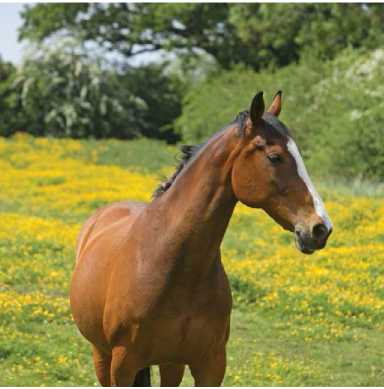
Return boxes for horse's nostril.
[312,223,328,240]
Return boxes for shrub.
[0,58,20,136]
[176,48,384,180]
[8,38,142,138]
[0,38,183,142]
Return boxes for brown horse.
[70,91,332,387]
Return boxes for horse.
[70,91,332,387]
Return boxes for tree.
[229,4,384,68]
[0,57,20,136]
[11,38,144,138]
[0,38,183,141]
[20,4,240,69]
[19,4,384,70]
[117,64,183,143]
[176,48,384,180]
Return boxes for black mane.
[152,144,203,198]
[235,110,249,137]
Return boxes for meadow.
[0,133,384,386]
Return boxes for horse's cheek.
[232,156,267,207]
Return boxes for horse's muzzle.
[294,222,332,255]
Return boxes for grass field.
[1,133,384,386]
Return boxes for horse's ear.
[250,91,265,125]
[267,90,282,117]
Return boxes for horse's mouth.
[294,234,316,255]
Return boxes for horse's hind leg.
[92,346,111,387]
[159,363,185,386]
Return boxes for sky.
[0,3,160,66]
[0,3,25,64]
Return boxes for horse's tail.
[133,367,151,386]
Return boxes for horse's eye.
[267,154,283,164]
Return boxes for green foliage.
[0,39,183,141]
[0,58,20,136]
[10,39,142,138]
[175,62,324,146]
[302,49,384,180]
[231,4,384,68]
[117,64,183,142]
[20,4,384,70]
[10,4,384,173]
[20,4,241,69]
[176,48,384,181]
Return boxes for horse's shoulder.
[76,201,147,261]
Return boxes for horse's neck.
[156,128,239,274]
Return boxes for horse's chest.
[106,257,231,364]
[143,307,229,364]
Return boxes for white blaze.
[287,138,332,230]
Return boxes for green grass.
[0,134,384,386]
[2,308,384,386]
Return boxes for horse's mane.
[152,144,202,198]
[152,111,249,199]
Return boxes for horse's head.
[231,91,332,254]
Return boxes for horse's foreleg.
[159,363,185,386]
[92,346,112,387]
[189,348,226,387]
[110,346,139,386]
